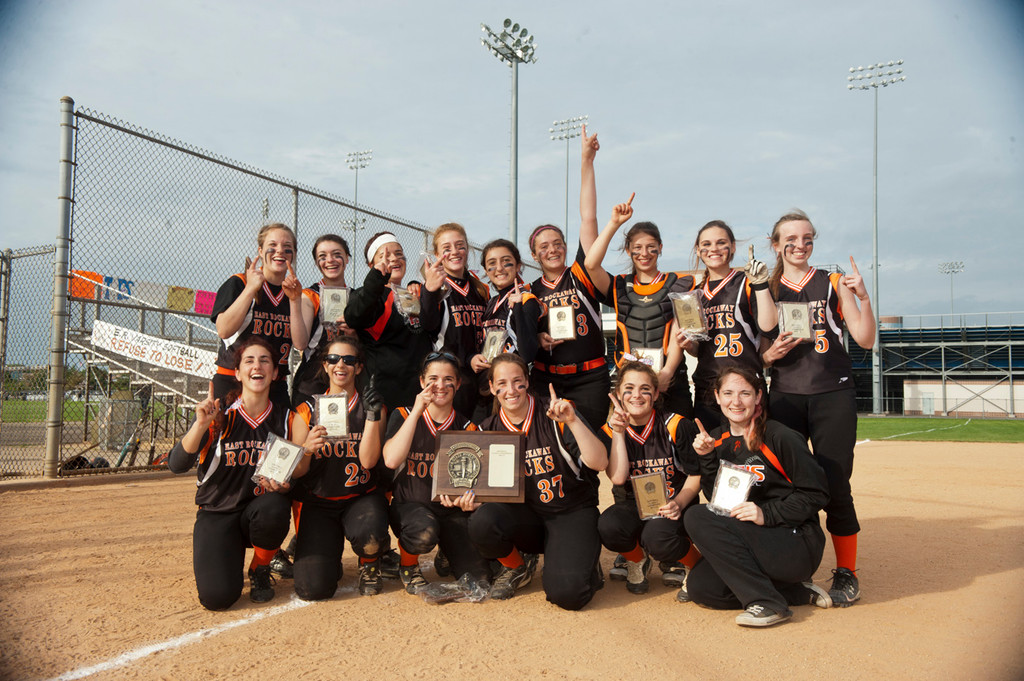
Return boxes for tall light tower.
[550,115,587,246]
[938,261,965,317]
[346,149,372,281]
[481,18,538,246]
[847,59,905,415]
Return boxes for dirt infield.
[1,440,1021,681]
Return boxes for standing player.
[467,354,608,610]
[168,337,310,610]
[761,210,874,607]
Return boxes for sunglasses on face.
[325,354,360,366]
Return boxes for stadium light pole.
[550,115,587,247]
[938,261,964,317]
[481,18,538,246]
[346,149,372,281]
[847,59,905,415]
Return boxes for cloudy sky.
[1,0,1021,320]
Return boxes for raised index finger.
[849,256,861,276]
[548,383,558,402]
[748,244,754,260]
[626,192,635,207]
[695,418,708,436]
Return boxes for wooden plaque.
[631,471,669,520]
[431,431,525,503]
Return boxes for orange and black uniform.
[597,409,699,563]
[290,281,349,408]
[481,281,544,364]
[383,407,490,581]
[766,268,859,538]
[529,245,611,430]
[468,395,602,611]
[288,391,390,600]
[683,420,829,614]
[167,399,295,610]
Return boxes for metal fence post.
[0,249,12,417]
[292,187,299,240]
[44,96,76,478]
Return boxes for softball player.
[168,336,310,610]
[684,365,832,627]
[467,353,608,610]
[761,210,874,607]
[289,337,390,598]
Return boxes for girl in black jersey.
[761,211,875,608]
[290,337,390,599]
[290,234,353,407]
[418,223,490,417]
[467,354,608,610]
[382,351,490,593]
[598,362,702,600]
[685,221,777,426]
[684,366,832,627]
[210,223,305,406]
[168,337,313,610]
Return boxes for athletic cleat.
[490,554,538,600]
[659,560,687,588]
[675,568,691,603]
[434,549,452,577]
[829,567,861,607]
[609,554,628,581]
[269,549,294,579]
[803,581,832,608]
[358,560,383,596]
[400,564,430,594]
[248,565,275,603]
[625,553,652,595]
[735,604,793,627]
[380,548,400,580]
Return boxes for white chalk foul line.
[48,594,314,681]
[856,418,972,446]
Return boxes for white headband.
[365,233,399,264]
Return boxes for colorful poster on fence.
[166,286,196,311]
[194,290,216,316]
[91,320,216,379]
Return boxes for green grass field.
[1,400,181,423]
[857,416,1024,443]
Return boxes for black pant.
[192,492,291,611]
[293,493,390,601]
[598,501,692,563]
[769,388,860,536]
[683,504,824,613]
[530,367,611,435]
[391,500,492,582]
[468,503,601,611]
[692,401,727,431]
[663,372,694,419]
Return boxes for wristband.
[749,279,769,291]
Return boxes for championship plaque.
[315,392,349,440]
[548,305,576,341]
[631,471,669,520]
[669,291,709,338]
[252,433,305,485]
[707,460,757,516]
[431,431,525,503]
[481,329,507,363]
[320,286,348,324]
[777,301,812,341]
[633,347,665,373]
[393,286,421,317]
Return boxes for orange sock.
[399,546,419,567]
[622,543,645,563]
[250,546,276,570]
[680,543,702,569]
[291,500,302,533]
[360,556,377,566]
[832,533,858,571]
[498,548,524,569]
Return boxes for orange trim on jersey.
[702,269,738,299]
[828,272,846,321]
[365,290,394,341]
[631,273,667,297]
[780,267,816,292]
[666,413,684,443]
[626,412,656,445]
[759,443,791,483]
[570,261,599,299]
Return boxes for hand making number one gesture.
[546,384,576,424]
[692,418,715,456]
[610,192,636,229]
[282,261,303,301]
[842,256,869,302]
[743,244,770,287]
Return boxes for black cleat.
[249,565,276,603]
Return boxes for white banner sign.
[91,320,217,380]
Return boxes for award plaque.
[707,460,757,516]
[481,329,507,363]
[252,433,305,485]
[634,347,665,373]
[548,305,576,341]
[431,431,525,503]
[315,392,349,439]
[669,291,709,338]
[320,286,348,324]
[778,301,812,341]
[631,471,669,520]
[393,286,421,317]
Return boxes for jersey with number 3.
[530,245,606,367]
[771,268,853,394]
[692,270,763,404]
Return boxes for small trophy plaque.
[631,471,669,520]
[669,291,709,338]
[778,301,812,341]
[393,286,421,317]
[320,286,348,324]
[431,431,525,503]
[481,329,508,363]
[548,305,576,341]
[707,460,757,516]
[315,392,349,440]
[252,433,305,485]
